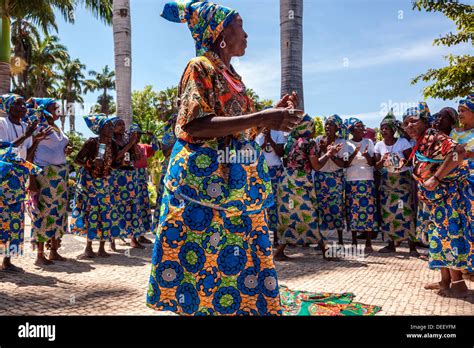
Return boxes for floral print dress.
[277,137,322,245]
[146,51,281,316]
[413,129,473,271]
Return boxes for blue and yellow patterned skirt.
[31,164,69,242]
[136,168,152,234]
[146,188,282,316]
[314,169,345,232]
[277,169,321,245]
[267,165,284,233]
[345,180,379,233]
[70,168,119,241]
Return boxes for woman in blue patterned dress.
[146,1,303,315]
[70,115,119,258]
[26,97,71,265]
[313,115,346,245]
[403,102,472,298]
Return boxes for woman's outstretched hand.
[276,91,299,109]
[259,107,304,132]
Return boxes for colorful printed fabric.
[413,128,473,271]
[285,137,318,175]
[0,94,23,114]
[345,180,379,232]
[344,117,363,134]
[459,93,474,113]
[314,169,345,232]
[284,115,314,162]
[129,123,142,134]
[0,145,40,256]
[70,167,120,241]
[380,110,402,134]
[325,114,346,139]
[30,165,69,242]
[161,0,238,56]
[83,114,113,135]
[111,169,144,239]
[416,201,434,245]
[277,169,322,245]
[164,51,272,217]
[402,102,431,122]
[279,285,381,316]
[146,187,282,316]
[267,165,284,233]
[379,170,416,242]
[136,168,153,233]
[26,97,56,123]
[411,129,457,182]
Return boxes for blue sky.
[53,0,472,137]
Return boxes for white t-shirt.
[374,138,412,173]
[255,130,287,167]
[0,117,33,160]
[344,138,375,181]
[314,136,346,173]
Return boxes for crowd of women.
[1,0,473,316]
[0,93,176,270]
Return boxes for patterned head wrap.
[344,117,364,134]
[459,94,474,113]
[0,94,24,114]
[380,109,402,134]
[161,0,238,56]
[84,114,113,135]
[25,97,57,123]
[290,114,315,139]
[402,102,431,122]
[325,114,346,138]
[129,123,142,134]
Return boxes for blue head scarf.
[84,114,113,135]
[161,0,238,56]
[25,97,57,123]
[325,114,346,138]
[344,117,363,134]
[459,94,474,113]
[0,94,24,114]
[129,123,142,134]
[402,102,431,122]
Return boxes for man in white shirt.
[255,128,287,245]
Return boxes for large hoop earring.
[220,38,227,49]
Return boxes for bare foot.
[130,239,145,249]
[424,281,450,290]
[138,236,153,244]
[97,249,111,258]
[49,251,67,261]
[364,246,374,253]
[35,255,54,266]
[409,249,421,258]
[119,239,129,246]
[109,240,117,252]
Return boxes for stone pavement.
[0,220,473,316]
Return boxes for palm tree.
[112,0,132,127]
[56,58,86,131]
[10,18,41,96]
[84,65,115,116]
[280,0,304,110]
[156,86,179,120]
[0,0,112,94]
[29,35,69,97]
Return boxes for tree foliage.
[411,0,473,100]
[313,116,325,137]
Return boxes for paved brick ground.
[0,218,473,316]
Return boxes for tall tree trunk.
[113,0,132,127]
[68,98,76,132]
[280,0,304,111]
[0,12,11,94]
[60,99,66,131]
